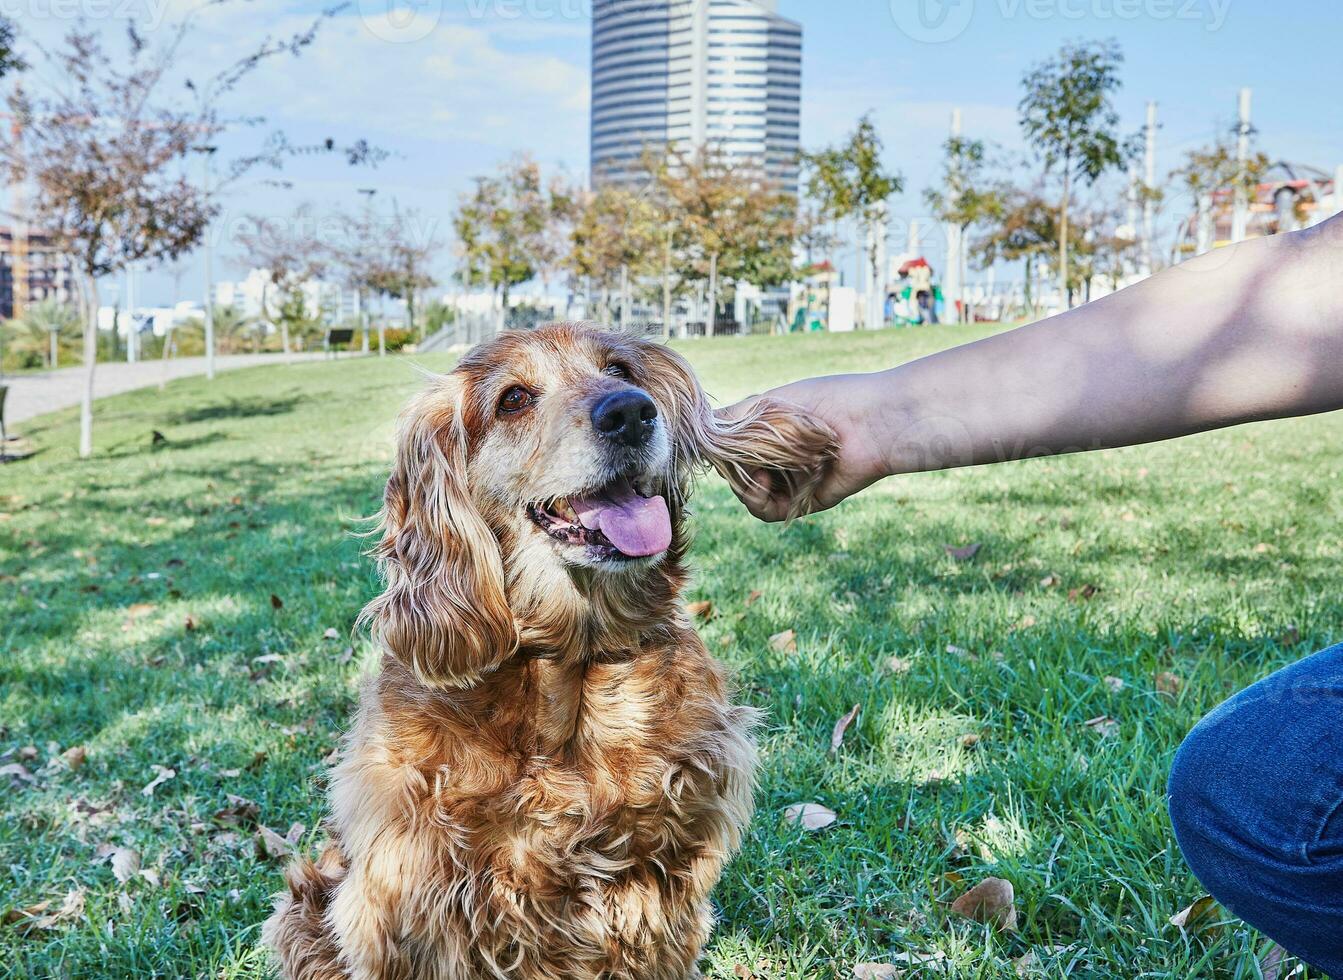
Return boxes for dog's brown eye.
[604,363,629,380]
[498,386,535,415]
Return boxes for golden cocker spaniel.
[264,323,837,979]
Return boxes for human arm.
[732,213,1343,521]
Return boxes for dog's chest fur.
[322,636,756,979]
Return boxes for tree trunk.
[78,274,99,459]
[1024,257,1035,321]
[50,331,58,369]
[160,320,176,390]
[281,322,291,364]
[1058,164,1072,311]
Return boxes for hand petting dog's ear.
[721,376,890,523]
[707,394,840,523]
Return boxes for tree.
[649,144,802,327]
[1172,137,1270,256]
[0,11,346,457]
[973,185,1055,319]
[0,16,24,79]
[1019,39,1136,309]
[365,205,441,341]
[234,205,329,359]
[801,115,902,328]
[2,30,212,456]
[567,183,665,324]
[924,135,1003,321]
[15,299,81,368]
[209,304,255,354]
[453,156,565,324]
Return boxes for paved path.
[2,353,327,426]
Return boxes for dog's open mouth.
[527,477,672,561]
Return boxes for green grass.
[3,324,1342,978]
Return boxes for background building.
[591,0,802,188]
[0,227,76,320]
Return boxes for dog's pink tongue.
[572,485,672,557]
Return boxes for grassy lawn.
[3,324,1342,978]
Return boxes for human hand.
[723,374,892,522]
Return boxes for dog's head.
[363,323,837,687]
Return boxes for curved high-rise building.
[591,0,802,188]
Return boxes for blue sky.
[10,0,1343,304]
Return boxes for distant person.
[729,213,1343,976]
[910,261,937,324]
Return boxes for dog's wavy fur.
[263,323,838,979]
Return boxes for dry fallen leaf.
[783,802,837,831]
[950,876,1018,931]
[212,794,260,829]
[323,627,340,640]
[1068,584,1098,602]
[184,614,199,632]
[685,600,714,621]
[1170,895,1221,933]
[768,629,797,653]
[945,543,982,561]
[61,745,88,770]
[141,764,176,797]
[4,888,85,934]
[745,589,763,607]
[1155,672,1184,696]
[960,733,981,749]
[138,868,162,888]
[888,950,948,969]
[1084,716,1120,738]
[109,848,140,884]
[1014,945,1070,976]
[0,763,35,785]
[255,826,292,861]
[886,656,911,674]
[852,965,900,979]
[126,603,156,619]
[270,593,284,610]
[830,704,861,753]
[1039,574,1060,589]
[1258,943,1290,980]
[1103,676,1125,693]
[733,966,754,980]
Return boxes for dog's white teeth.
[553,498,578,522]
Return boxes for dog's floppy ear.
[638,342,840,520]
[361,376,517,687]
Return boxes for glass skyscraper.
[590,0,802,188]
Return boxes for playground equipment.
[1174,160,1340,259]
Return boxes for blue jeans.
[1168,643,1343,976]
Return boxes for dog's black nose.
[592,389,658,447]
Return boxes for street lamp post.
[357,188,378,356]
[198,145,218,379]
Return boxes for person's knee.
[1167,718,1222,859]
